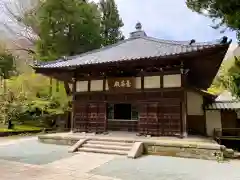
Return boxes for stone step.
[88,140,133,147]
[78,147,128,155]
[83,143,131,151]
[89,138,134,143]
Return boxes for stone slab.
[127,142,143,159]
[68,138,88,152]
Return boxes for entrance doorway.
[107,103,138,131]
[114,104,131,120]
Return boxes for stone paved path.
[1,137,240,180]
[0,152,121,180]
[91,155,240,180]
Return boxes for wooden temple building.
[33,23,231,138]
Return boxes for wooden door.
[158,100,181,136]
[147,103,159,136]
[138,102,159,136]
[88,103,106,133]
[74,103,88,132]
[138,102,148,135]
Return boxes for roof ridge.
[142,36,221,47]
[142,36,190,45]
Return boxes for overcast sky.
[0,0,237,44]
[93,0,237,43]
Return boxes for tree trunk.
[64,81,71,95]
[56,80,60,92]
[3,77,7,125]
[49,77,53,96]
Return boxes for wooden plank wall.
[74,90,183,136]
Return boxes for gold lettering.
[120,80,126,87]
[114,81,120,87]
[126,80,131,87]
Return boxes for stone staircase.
[78,139,134,156]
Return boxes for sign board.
[108,77,135,91]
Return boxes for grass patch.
[0,124,42,132]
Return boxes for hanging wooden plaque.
[107,77,135,91]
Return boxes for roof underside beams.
[186,45,229,89]
[205,101,240,110]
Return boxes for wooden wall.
[71,74,182,93]
[74,90,183,136]
[186,91,205,135]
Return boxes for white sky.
[93,0,237,42]
[0,0,237,44]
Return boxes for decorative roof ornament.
[130,22,147,38]
[189,39,196,45]
[135,22,142,30]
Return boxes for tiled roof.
[215,90,236,101]
[205,101,240,110]
[34,36,228,69]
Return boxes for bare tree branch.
[1,0,40,56]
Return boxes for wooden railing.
[214,128,240,143]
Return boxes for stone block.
[146,144,222,160]
[68,139,88,153]
[223,148,235,158]
[128,142,144,159]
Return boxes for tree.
[35,0,102,61]
[209,57,240,98]
[224,57,240,97]
[0,73,70,126]
[2,0,39,56]
[99,0,124,46]
[186,0,240,41]
[0,43,16,79]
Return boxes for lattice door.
[158,101,181,136]
[146,103,159,136]
[74,103,88,132]
[138,102,159,136]
[88,103,106,133]
[138,103,148,135]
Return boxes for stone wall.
[145,143,223,160]
[38,135,79,146]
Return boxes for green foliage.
[226,57,240,97]
[209,58,234,94]
[0,73,70,124]
[0,43,16,78]
[100,0,124,46]
[210,57,240,98]
[0,124,42,132]
[0,0,124,128]
[186,0,240,41]
[35,0,102,61]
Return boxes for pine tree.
[36,0,102,61]
[100,0,124,46]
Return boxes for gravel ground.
[1,137,240,180]
[90,155,240,180]
[0,137,73,165]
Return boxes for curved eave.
[33,42,230,70]
[33,42,230,90]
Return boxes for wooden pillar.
[71,77,77,132]
[180,64,188,138]
[103,75,107,132]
